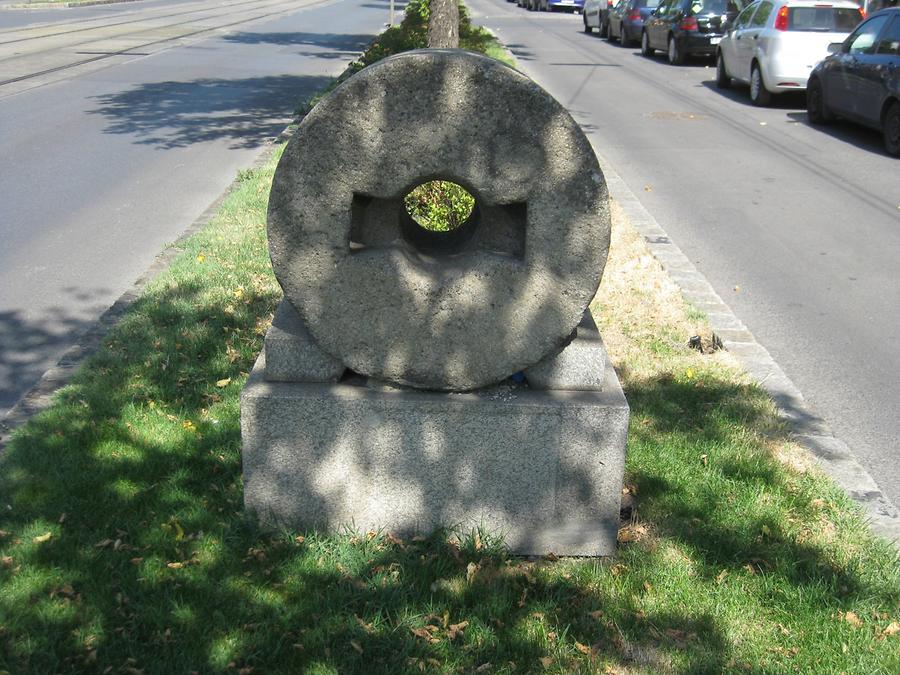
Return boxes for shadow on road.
[87,74,334,150]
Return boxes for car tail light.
[858,7,866,18]
[628,9,641,20]
[774,5,789,31]
[607,0,614,6]
[679,16,699,31]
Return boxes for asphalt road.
[467,0,900,507]
[0,0,394,418]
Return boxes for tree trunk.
[427,0,460,49]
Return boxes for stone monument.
[241,49,629,555]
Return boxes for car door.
[857,15,900,125]
[649,0,675,49]
[739,0,774,77]
[826,14,892,117]
[726,2,762,80]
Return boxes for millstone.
[267,49,610,390]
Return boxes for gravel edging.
[593,149,900,546]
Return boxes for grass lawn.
[1,2,899,673]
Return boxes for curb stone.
[593,149,900,547]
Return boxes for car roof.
[757,0,865,8]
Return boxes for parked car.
[807,7,900,155]
[641,0,751,64]
[607,0,662,46]
[716,0,864,105]
[533,0,585,11]
[584,0,618,33]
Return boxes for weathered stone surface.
[268,49,610,391]
[264,300,345,383]
[524,311,608,391]
[241,352,629,556]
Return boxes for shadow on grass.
[1,266,896,671]
[87,74,333,149]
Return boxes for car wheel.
[667,36,685,65]
[806,77,833,125]
[583,13,593,32]
[884,102,900,157]
[716,52,731,89]
[641,31,654,56]
[749,64,772,106]
[621,28,634,47]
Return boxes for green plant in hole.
[404,180,475,232]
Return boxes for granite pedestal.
[241,304,629,556]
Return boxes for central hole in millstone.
[403,180,475,232]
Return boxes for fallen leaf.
[644,185,653,192]
[350,640,363,654]
[878,621,900,639]
[466,561,479,585]
[589,610,604,620]
[539,656,553,668]
[843,611,862,628]
[716,569,728,585]
[474,664,492,673]
[1,556,13,567]
[699,453,707,466]
[166,561,185,569]
[447,621,469,640]
[33,532,52,544]
[0,530,9,538]
[474,531,482,551]
[643,581,653,593]
[130,557,144,566]
[294,535,305,544]
[410,626,440,643]
[215,378,231,388]
[574,641,592,655]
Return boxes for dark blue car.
[807,7,900,155]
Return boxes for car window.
[750,1,773,26]
[734,2,759,28]
[875,16,900,55]
[641,0,661,7]
[788,7,863,32]
[690,0,730,14]
[847,14,890,54]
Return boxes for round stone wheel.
[267,49,610,391]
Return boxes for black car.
[807,7,900,155]
[641,0,749,64]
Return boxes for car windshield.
[690,0,732,15]
[787,7,862,32]
[640,0,661,7]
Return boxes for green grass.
[2,5,900,674]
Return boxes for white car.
[715,0,865,105]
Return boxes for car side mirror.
[826,42,843,54]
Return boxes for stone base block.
[524,312,608,391]
[241,352,629,556]
[264,300,345,383]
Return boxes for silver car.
[716,0,864,105]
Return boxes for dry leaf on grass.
[539,656,553,668]
[215,378,231,388]
[877,621,900,639]
[33,532,52,544]
[350,640,363,654]
[447,621,468,640]
[466,561,479,585]
[842,611,862,628]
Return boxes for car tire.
[716,52,731,89]
[641,31,654,56]
[667,35,685,65]
[749,64,772,106]
[884,102,900,157]
[584,14,593,32]
[806,77,833,125]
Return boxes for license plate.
[710,37,721,45]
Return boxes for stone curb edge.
[0,128,292,452]
[593,150,900,546]
[2,0,142,10]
